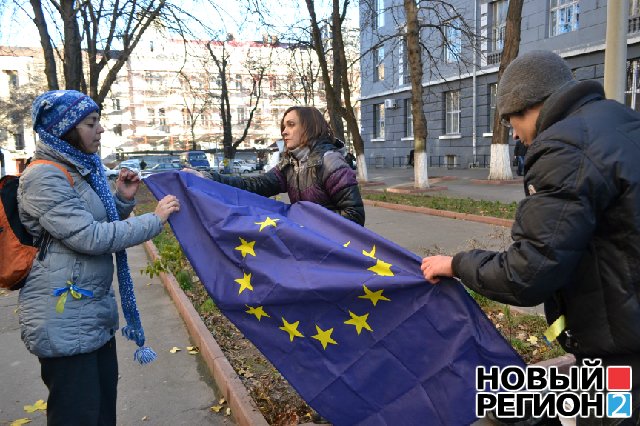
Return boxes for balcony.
[486,51,502,66]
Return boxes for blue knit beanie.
[32,90,99,137]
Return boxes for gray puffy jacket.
[17,143,163,358]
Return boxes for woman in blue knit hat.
[18,90,180,425]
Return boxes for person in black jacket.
[513,139,527,176]
[184,106,364,225]
[422,50,640,423]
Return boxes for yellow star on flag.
[344,311,373,335]
[246,305,270,321]
[312,325,337,349]
[235,238,256,258]
[368,259,394,276]
[255,216,280,232]
[343,241,351,247]
[234,272,254,294]
[359,284,391,306]
[362,245,377,258]
[279,318,304,342]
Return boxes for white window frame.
[492,0,508,51]
[374,47,385,81]
[404,99,414,137]
[445,90,460,135]
[489,83,497,132]
[626,59,640,110]
[375,0,385,29]
[373,103,385,139]
[549,0,579,37]
[444,20,462,63]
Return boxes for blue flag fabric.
[145,172,525,425]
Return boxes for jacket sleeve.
[18,165,163,256]
[322,151,365,226]
[451,140,613,306]
[203,168,286,197]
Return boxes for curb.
[143,241,268,426]
[363,199,514,228]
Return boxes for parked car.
[232,160,254,174]
[141,162,182,178]
[115,159,141,177]
[103,165,119,180]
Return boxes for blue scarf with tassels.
[37,130,156,364]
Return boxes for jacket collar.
[536,80,605,135]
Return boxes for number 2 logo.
[607,393,632,418]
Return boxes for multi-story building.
[359,0,640,169]
[1,23,361,171]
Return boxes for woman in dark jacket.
[187,106,365,225]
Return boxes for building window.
[400,37,410,85]
[182,108,192,126]
[373,0,384,29]
[374,47,384,81]
[4,70,18,90]
[373,104,385,139]
[237,107,246,124]
[158,108,166,126]
[404,99,413,137]
[626,59,640,110]
[114,124,123,136]
[112,98,121,110]
[445,90,460,134]
[14,133,24,150]
[444,19,462,63]
[492,0,508,51]
[147,108,156,126]
[549,0,579,37]
[235,74,242,90]
[489,83,497,132]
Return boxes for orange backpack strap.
[27,160,74,186]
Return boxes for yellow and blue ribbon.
[53,281,93,313]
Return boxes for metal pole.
[604,0,629,102]
[471,0,478,166]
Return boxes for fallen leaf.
[141,416,149,421]
[527,335,539,345]
[225,407,231,416]
[187,346,200,355]
[218,397,226,405]
[24,399,46,413]
[169,347,181,354]
[10,419,31,426]
[210,405,223,413]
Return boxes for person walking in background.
[184,106,365,225]
[514,139,527,176]
[421,50,640,423]
[18,90,180,425]
[139,158,147,170]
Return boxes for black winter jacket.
[453,81,640,357]
[207,138,365,225]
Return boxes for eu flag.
[145,172,524,425]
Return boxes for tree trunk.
[330,0,345,141]
[334,0,368,182]
[61,0,83,91]
[29,0,58,90]
[488,0,523,180]
[305,0,343,139]
[403,0,429,188]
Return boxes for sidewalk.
[364,165,526,204]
